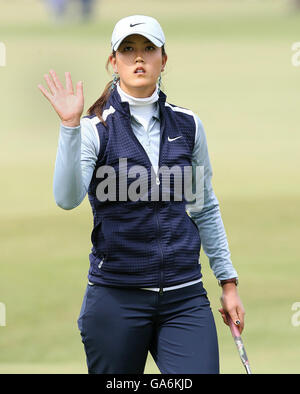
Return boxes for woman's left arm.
[187,114,245,333]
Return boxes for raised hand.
[38,69,84,127]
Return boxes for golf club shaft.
[225,312,252,374]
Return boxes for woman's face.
[109,34,167,98]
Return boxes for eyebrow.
[121,39,153,44]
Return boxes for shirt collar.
[153,102,160,120]
[117,82,159,106]
[130,102,160,122]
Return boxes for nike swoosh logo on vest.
[168,135,182,142]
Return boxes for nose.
[135,51,144,63]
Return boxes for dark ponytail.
[86,50,118,126]
[86,46,166,127]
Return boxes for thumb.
[218,308,229,326]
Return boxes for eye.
[122,46,133,52]
[146,45,155,51]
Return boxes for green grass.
[0,0,300,374]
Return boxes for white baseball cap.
[111,15,165,52]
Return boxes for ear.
[109,54,118,73]
[161,54,168,72]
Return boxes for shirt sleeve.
[186,114,238,281]
[53,117,99,210]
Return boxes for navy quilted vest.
[84,88,202,290]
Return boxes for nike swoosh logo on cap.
[168,136,182,142]
[130,23,146,27]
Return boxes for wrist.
[218,277,238,287]
[218,278,238,293]
[61,118,81,128]
[221,282,238,294]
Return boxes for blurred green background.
[0,0,300,374]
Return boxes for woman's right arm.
[53,119,99,209]
[38,69,99,209]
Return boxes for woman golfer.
[38,15,245,374]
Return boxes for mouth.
[134,67,146,74]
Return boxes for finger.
[38,84,53,102]
[49,69,64,90]
[44,73,56,95]
[76,80,83,99]
[65,71,74,95]
[237,307,245,333]
[228,309,242,333]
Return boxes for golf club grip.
[227,315,240,338]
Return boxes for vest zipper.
[155,201,164,295]
[124,104,166,293]
[157,108,165,295]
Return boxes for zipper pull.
[159,286,163,295]
[98,258,104,269]
[156,175,160,186]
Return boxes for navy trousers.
[77,281,219,374]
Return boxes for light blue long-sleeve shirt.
[53,102,238,283]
